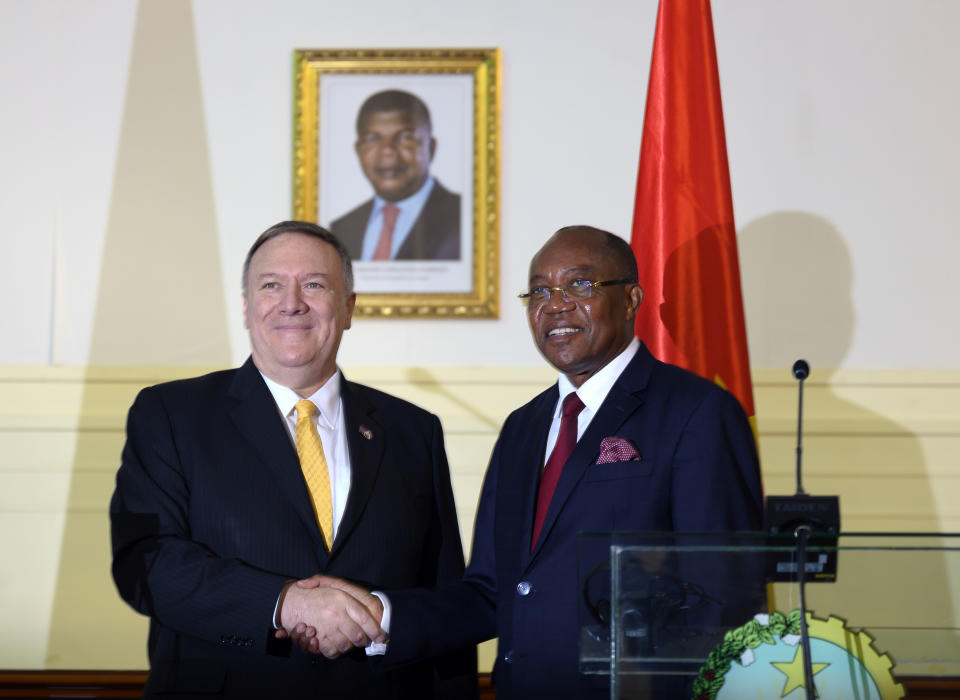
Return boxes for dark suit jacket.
[331,179,461,261]
[386,343,763,699]
[110,358,475,699]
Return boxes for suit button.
[516,581,531,596]
[503,650,513,664]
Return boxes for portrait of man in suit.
[109,220,475,698]
[330,89,462,262]
[285,225,763,699]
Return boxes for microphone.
[764,360,841,580]
[792,359,809,495]
[792,359,809,380]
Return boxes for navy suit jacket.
[331,179,461,261]
[110,358,475,699]
[386,344,762,699]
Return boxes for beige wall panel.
[442,433,499,473]
[759,434,960,477]
[43,511,148,669]
[0,472,72,510]
[0,513,66,667]
[0,472,119,513]
[0,430,118,472]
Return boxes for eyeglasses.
[517,278,635,307]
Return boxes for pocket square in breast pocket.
[596,436,642,464]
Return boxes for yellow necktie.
[294,399,333,550]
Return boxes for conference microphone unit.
[764,359,840,583]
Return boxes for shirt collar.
[260,369,342,430]
[555,337,640,416]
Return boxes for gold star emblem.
[771,646,828,697]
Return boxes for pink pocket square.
[596,436,642,464]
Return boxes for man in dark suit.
[288,225,763,698]
[109,220,475,698]
[330,89,461,261]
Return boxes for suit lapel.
[396,190,435,260]
[515,389,558,569]
[226,359,329,557]
[335,379,385,555]
[395,180,459,260]
[528,346,656,560]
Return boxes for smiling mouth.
[547,327,582,337]
[375,166,407,179]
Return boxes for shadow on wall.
[45,0,229,668]
[738,211,853,370]
[405,367,503,431]
[738,211,954,630]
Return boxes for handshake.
[275,575,386,659]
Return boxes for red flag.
[630,0,755,421]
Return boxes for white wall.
[2,0,958,370]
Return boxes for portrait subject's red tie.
[531,392,585,551]
[372,204,400,260]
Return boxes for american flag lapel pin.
[359,425,373,440]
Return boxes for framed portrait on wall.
[293,48,501,318]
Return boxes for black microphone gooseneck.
[792,359,809,496]
[796,525,817,699]
[791,359,816,699]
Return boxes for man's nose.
[541,287,574,312]
[279,285,308,313]
[375,140,399,156]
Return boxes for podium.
[577,532,960,699]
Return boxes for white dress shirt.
[543,337,640,464]
[260,370,351,538]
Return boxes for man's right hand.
[277,576,385,659]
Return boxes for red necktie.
[372,204,400,260]
[531,392,585,551]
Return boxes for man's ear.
[429,136,437,161]
[241,293,249,330]
[343,293,357,330]
[625,284,644,321]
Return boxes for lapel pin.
[359,425,373,440]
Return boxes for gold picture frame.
[293,48,501,318]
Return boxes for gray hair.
[242,220,354,294]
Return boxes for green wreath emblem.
[691,609,803,700]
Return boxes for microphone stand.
[795,525,816,699]
[794,360,807,496]
[791,360,816,699]
[764,359,840,698]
